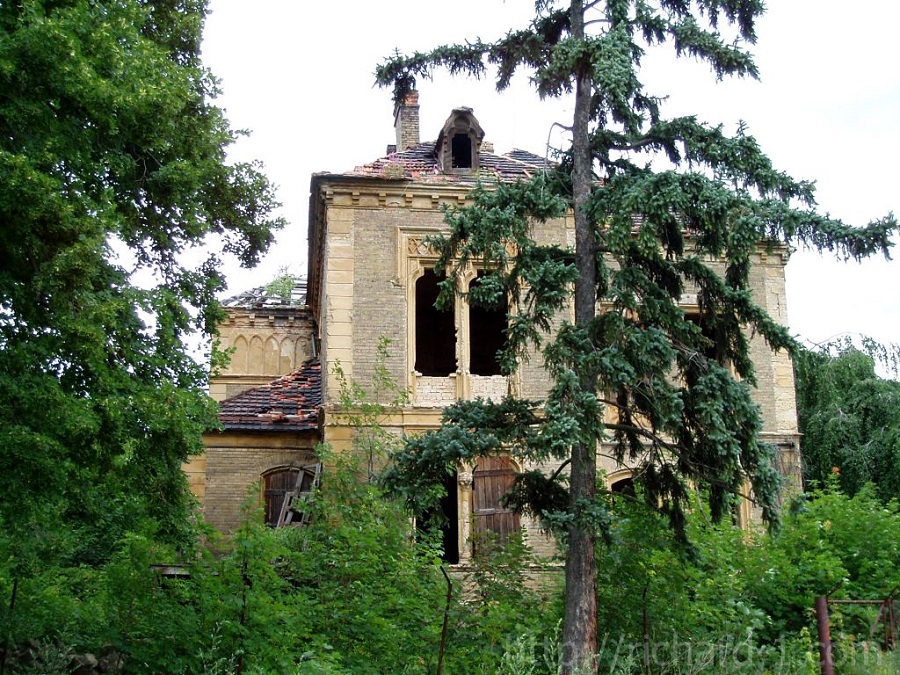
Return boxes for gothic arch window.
[231,335,249,373]
[468,272,508,376]
[263,336,280,375]
[401,231,513,405]
[249,335,264,374]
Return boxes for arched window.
[451,131,473,168]
[609,470,636,499]
[468,272,508,376]
[437,108,484,173]
[262,464,320,526]
[610,476,636,498]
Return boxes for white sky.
[201,0,899,350]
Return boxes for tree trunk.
[561,1,599,673]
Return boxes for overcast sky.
[201,0,899,351]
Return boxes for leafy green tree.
[794,341,900,501]
[0,0,281,577]
[742,481,900,643]
[376,1,896,670]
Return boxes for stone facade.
[212,281,315,401]
[201,431,319,533]
[185,279,321,533]
[194,95,801,549]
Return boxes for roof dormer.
[436,108,485,173]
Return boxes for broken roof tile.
[222,277,308,309]
[218,358,321,431]
[349,142,551,183]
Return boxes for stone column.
[457,466,474,564]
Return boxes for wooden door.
[472,456,520,543]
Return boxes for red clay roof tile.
[218,359,321,431]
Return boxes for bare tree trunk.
[561,1,599,673]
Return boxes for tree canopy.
[794,340,900,502]
[0,0,282,573]
[376,1,896,671]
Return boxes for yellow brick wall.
[200,431,319,533]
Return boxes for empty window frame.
[415,269,457,376]
[610,476,636,498]
[684,310,724,363]
[451,132,473,168]
[468,272,508,376]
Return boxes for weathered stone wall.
[307,177,803,560]
[211,307,315,402]
[350,205,415,397]
[315,183,568,406]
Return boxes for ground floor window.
[262,464,320,526]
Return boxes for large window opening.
[451,132,473,169]
[472,456,520,554]
[468,273,508,376]
[415,269,456,376]
[685,311,723,363]
[610,476,636,498]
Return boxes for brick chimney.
[393,90,420,152]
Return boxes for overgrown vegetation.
[3,343,900,673]
[4,468,900,673]
[794,338,900,501]
[3,0,899,672]
[0,0,282,586]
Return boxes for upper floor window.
[468,272,508,376]
[451,132,473,168]
[415,268,456,376]
[413,267,509,380]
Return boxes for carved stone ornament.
[457,471,474,488]
[407,237,433,256]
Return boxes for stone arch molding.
[224,333,308,377]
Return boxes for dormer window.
[437,108,485,173]
[451,132,473,168]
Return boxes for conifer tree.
[376,1,896,671]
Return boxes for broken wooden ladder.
[275,463,321,527]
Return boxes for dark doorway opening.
[418,472,460,564]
